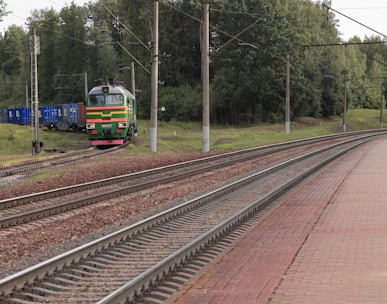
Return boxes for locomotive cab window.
[89,95,105,106]
[107,94,124,105]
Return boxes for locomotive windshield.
[107,94,124,105]
[89,94,124,106]
[89,95,105,106]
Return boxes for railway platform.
[165,136,387,303]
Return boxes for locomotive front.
[85,84,137,146]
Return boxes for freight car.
[1,108,6,123]
[1,103,86,131]
[85,82,137,146]
[43,103,86,131]
[3,107,30,124]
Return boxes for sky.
[1,0,90,34]
[329,0,387,39]
[1,0,387,40]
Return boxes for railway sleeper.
[10,292,49,303]
[143,290,169,302]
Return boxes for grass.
[1,108,385,162]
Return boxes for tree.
[0,25,29,107]
[27,9,62,104]
[1,0,386,125]
[0,0,8,22]
[210,0,305,124]
[40,3,89,104]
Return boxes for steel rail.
[1,130,384,212]
[0,132,380,228]
[112,136,373,304]
[0,129,383,179]
[0,144,125,178]
[0,134,380,300]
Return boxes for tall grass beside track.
[1,109,386,162]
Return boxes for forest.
[0,0,387,125]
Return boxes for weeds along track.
[0,131,381,228]
[0,133,384,303]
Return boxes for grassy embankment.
[0,108,385,162]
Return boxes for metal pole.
[285,54,290,134]
[84,71,88,99]
[25,80,28,108]
[202,3,210,152]
[149,0,159,152]
[131,61,136,99]
[33,28,40,154]
[343,78,347,132]
[30,46,34,155]
[380,84,384,129]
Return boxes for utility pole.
[131,61,136,99]
[150,0,159,152]
[25,80,28,108]
[202,3,210,152]
[380,84,384,129]
[84,72,88,98]
[30,28,40,154]
[285,54,290,134]
[343,78,347,132]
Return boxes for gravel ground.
[0,147,295,279]
[0,152,203,200]
[0,150,237,278]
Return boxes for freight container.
[1,108,8,123]
[76,102,86,130]
[56,103,78,130]
[7,107,30,125]
[40,105,59,127]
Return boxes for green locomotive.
[86,82,137,146]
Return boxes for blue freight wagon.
[40,105,59,129]
[56,103,78,130]
[7,107,30,125]
[1,108,8,123]
[2,102,86,131]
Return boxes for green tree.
[0,0,8,22]
[210,0,308,124]
[27,9,62,104]
[0,25,29,107]
[55,3,89,103]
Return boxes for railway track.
[0,131,379,228]
[0,133,382,303]
[0,143,127,180]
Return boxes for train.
[1,102,86,131]
[1,82,138,147]
[85,82,138,146]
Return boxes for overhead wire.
[101,3,150,52]
[322,3,387,39]
[4,1,152,72]
[164,2,263,52]
[115,41,150,74]
[305,40,387,47]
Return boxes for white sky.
[1,0,90,34]
[330,0,387,39]
[1,1,387,40]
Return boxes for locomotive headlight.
[118,122,128,128]
[86,123,96,129]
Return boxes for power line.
[164,2,263,52]
[304,40,387,48]
[322,3,387,38]
[101,3,150,52]
[337,7,387,10]
[368,56,387,68]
